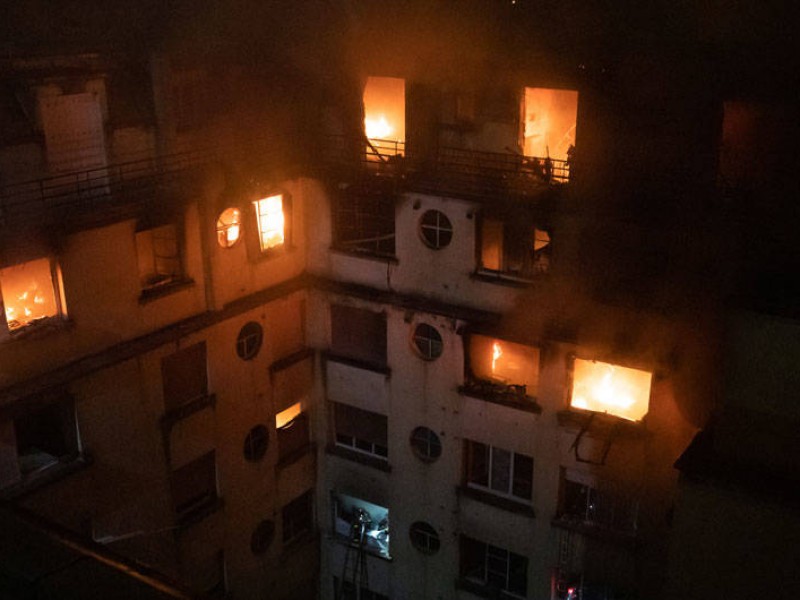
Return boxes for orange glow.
[492,342,503,373]
[253,195,285,251]
[275,401,302,429]
[0,258,58,332]
[363,76,405,157]
[470,335,540,393]
[571,359,652,421]
[523,87,578,160]
[216,207,242,247]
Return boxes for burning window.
[333,492,390,559]
[0,257,65,333]
[135,223,182,290]
[216,207,242,248]
[252,194,286,252]
[276,401,310,463]
[479,217,551,278]
[363,76,405,158]
[469,334,540,397]
[570,359,652,422]
[523,87,578,161]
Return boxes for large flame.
[571,359,652,421]
[365,115,394,140]
[1,258,58,332]
[492,342,503,374]
[523,87,578,161]
[363,76,405,158]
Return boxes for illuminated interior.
[480,218,551,276]
[216,207,242,248]
[470,334,540,394]
[0,258,60,332]
[253,195,285,251]
[333,492,390,558]
[275,401,303,429]
[570,359,652,421]
[523,87,578,160]
[363,76,405,157]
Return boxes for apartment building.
[2,2,797,600]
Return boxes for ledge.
[276,442,316,470]
[0,451,93,500]
[161,394,216,433]
[175,495,224,531]
[138,277,195,304]
[471,269,546,288]
[326,444,391,472]
[556,410,649,439]
[269,347,315,374]
[323,351,391,377]
[457,486,536,518]
[330,247,399,264]
[550,516,637,549]
[1,317,73,343]
[332,535,392,562]
[458,384,542,415]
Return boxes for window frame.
[465,440,533,502]
[246,192,292,259]
[409,426,442,462]
[169,450,218,520]
[243,424,269,462]
[281,489,314,545]
[161,342,209,414]
[333,402,388,461]
[409,521,441,555]
[0,257,68,336]
[477,214,552,281]
[135,221,187,295]
[411,323,444,360]
[419,209,453,250]
[236,321,263,361]
[460,535,528,599]
[215,207,243,249]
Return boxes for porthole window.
[419,210,453,249]
[409,521,440,555]
[410,426,442,462]
[412,323,443,360]
[243,425,269,462]
[236,322,263,360]
[250,519,275,555]
[216,207,242,248]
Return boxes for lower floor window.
[333,577,389,600]
[282,489,314,544]
[465,439,533,501]
[333,402,388,460]
[460,535,528,598]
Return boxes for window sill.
[139,277,195,304]
[551,516,637,548]
[175,495,224,530]
[458,383,542,415]
[0,452,92,500]
[250,243,295,264]
[277,442,316,470]
[333,535,392,562]
[455,577,525,600]
[457,486,535,518]
[472,268,549,288]
[326,444,391,472]
[1,317,72,342]
[330,247,399,265]
[323,352,391,377]
[269,347,314,374]
[161,394,216,432]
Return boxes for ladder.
[335,509,370,600]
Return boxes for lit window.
[276,402,310,463]
[480,217,551,278]
[333,492,390,559]
[363,76,405,158]
[570,358,652,422]
[523,87,578,161]
[216,207,242,248]
[0,257,66,333]
[419,210,453,249]
[412,323,443,360]
[253,194,285,252]
[409,521,440,555]
[465,440,533,501]
[460,535,528,598]
[409,426,442,462]
[135,223,182,290]
[467,335,540,401]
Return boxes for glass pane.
[467,441,489,487]
[512,453,533,499]
[490,448,511,494]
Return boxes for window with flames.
[467,334,540,402]
[569,359,652,422]
[363,76,405,159]
[0,258,66,334]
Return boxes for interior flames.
[363,76,405,157]
[0,258,59,332]
[570,359,652,421]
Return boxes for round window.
[243,425,269,462]
[216,207,242,248]
[409,426,442,462]
[409,521,440,555]
[419,210,453,249]
[412,323,443,360]
[250,519,275,555]
[236,322,263,360]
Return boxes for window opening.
[216,207,242,248]
[243,425,269,462]
[412,323,443,360]
[523,87,578,162]
[460,535,528,598]
[250,519,276,555]
[136,224,181,290]
[419,210,453,249]
[334,403,388,460]
[570,358,652,422]
[409,521,440,555]
[465,440,533,501]
[170,451,217,518]
[12,400,79,480]
[363,76,405,160]
[409,426,442,462]
[236,322,263,360]
[282,489,314,544]
[330,305,387,367]
[161,342,208,413]
[252,194,285,252]
[0,258,65,333]
[276,402,310,462]
[480,218,551,278]
[333,492,390,559]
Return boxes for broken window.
[161,342,209,413]
[570,358,652,422]
[464,440,533,501]
[459,535,528,598]
[465,334,540,407]
[216,207,242,248]
[330,305,387,368]
[170,450,217,519]
[332,186,396,257]
[275,401,310,463]
[363,76,405,159]
[135,223,183,292]
[523,87,578,162]
[252,194,287,252]
[0,257,66,333]
[479,216,551,279]
[333,402,388,460]
[282,489,314,544]
[333,492,390,559]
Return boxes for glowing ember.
[253,195,285,251]
[1,258,59,332]
[571,359,652,421]
[364,115,394,140]
[492,342,503,374]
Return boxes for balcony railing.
[324,134,570,202]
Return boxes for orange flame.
[492,342,503,374]
[1,258,58,332]
[571,359,652,421]
[364,115,394,140]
